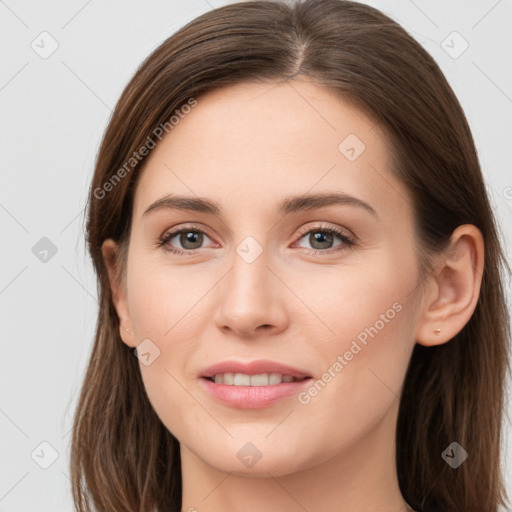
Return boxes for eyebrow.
[142,192,378,218]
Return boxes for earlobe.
[415,224,484,347]
[101,238,137,348]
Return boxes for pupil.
[181,231,202,249]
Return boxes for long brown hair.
[70,1,511,510]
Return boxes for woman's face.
[109,80,425,477]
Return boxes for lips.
[200,359,312,380]
[199,360,313,408]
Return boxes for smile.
[206,372,308,386]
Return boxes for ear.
[415,224,484,347]
[101,238,137,348]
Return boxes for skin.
[102,79,484,512]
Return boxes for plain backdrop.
[1,0,511,510]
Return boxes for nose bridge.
[213,232,288,336]
[228,234,275,305]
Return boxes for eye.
[156,224,215,255]
[293,224,356,255]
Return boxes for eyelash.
[155,223,356,256]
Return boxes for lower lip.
[199,377,312,409]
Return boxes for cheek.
[291,250,417,407]
[127,258,207,342]
[125,257,211,401]
[291,249,415,351]
[125,261,209,440]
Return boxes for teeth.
[210,372,302,386]
[234,373,251,386]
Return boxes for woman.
[70,1,511,511]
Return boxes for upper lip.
[200,360,312,379]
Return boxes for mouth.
[199,374,313,409]
[202,373,312,386]
[200,359,313,383]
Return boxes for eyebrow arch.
[278,192,377,217]
[142,192,377,218]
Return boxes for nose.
[213,247,289,339]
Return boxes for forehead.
[132,79,408,222]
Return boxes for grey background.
[1,0,511,510]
